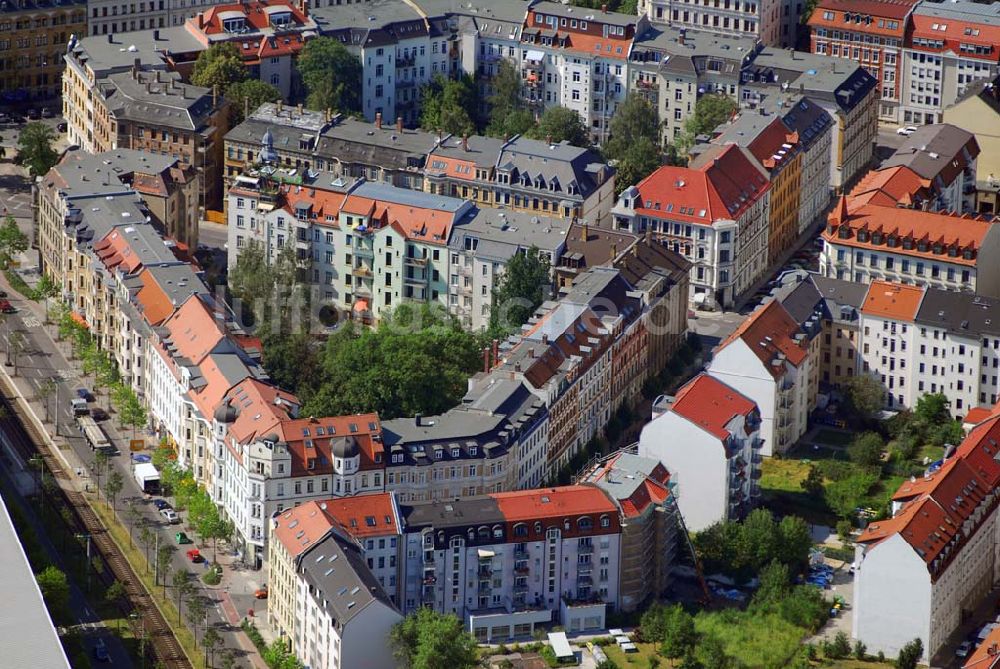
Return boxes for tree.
[296,37,362,113]
[639,604,668,643]
[420,74,479,137]
[228,239,274,322]
[260,330,320,396]
[156,544,176,592]
[844,374,885,420]
[104,470,124,511]
[302,318,483,420]
[32,273,60,323]
[848,431,884,468]
[190,43,246,95]
[489,246,552,334]
[125,499,144,547]
[678,94,739,150]
[605,95,662,195]
[139,524,155,567]
[105,581,128,631]
[485,60,534,139]
[17,122,58,177]
[801,464,824,496]
[7,329,26,375]
[824,469,878,518]
[528,106,590,147]
[895,638,922,669]
[36,377,57,422]
[0,214,29,266]
[825,632,852,660]
[226,79,282,125]
[203,625,222,666]
[186,594,208,647]
[36,566,70,617]
[660,605,696,659]
[751,561,791,610]
[914,392,950,425]
[697,635,739,669]
[91,450,110,493]
[120,388,148,438]
[390,608,479,669]
[219,649,237,669]
[854,640,867,661]
[172,569,194,624]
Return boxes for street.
[0,269,268,669]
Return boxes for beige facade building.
[944,78,1000,215]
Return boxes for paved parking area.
[804,558,854,646]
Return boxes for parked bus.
[76,415,118,456]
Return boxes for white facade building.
[639,373,763,532]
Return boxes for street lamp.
[75,532,92,594]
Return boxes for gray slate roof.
[915,290,1000,339]
[449,208,572,259]
[102,70,217,131]
[70,28,204,76]
[298,533,397,629]
[585,452,666,503]
[881,124,978,180]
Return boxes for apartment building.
[224,104,438,193]
[519,3,646,144]
[710,112,804,264]
[774,93,834,233]
[877,124,980,214]
[425,134,616,225]
[900,0,1000,126]
[183,0,316,98]
[295,532,401,669]
[819,195,1000,296]
[709,299,813,454]
[643,0,785,46]
[0,0,86,107]
[87,0,228,34]
[944,79,1000,215]
[269,496,403,654]
[640,373,762,532]
[744,48,878,192]
[611,143,771,309]
[628,26,760,142]
[580,451,680,612]
[967,624,1000,669]
[852,413,1000,661]
[807,0,918,123]
[447,208,571,331]
[399,486,622,638]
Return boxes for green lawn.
[604,642,669,667]
[759,458,839,526]
[695,612,804,669]
[760,458,812,492]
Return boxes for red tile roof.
[491,486,619,523]
[848,166,932,209]
[668,373,756,441]
[717,300,809,378]
[860,280,925,321]
[910,12,1000,64]
[272,500,339,558]
[276,414,383,476]
[964,624,1000,669]
[808,0,917,32]
[319,493,399,538]
[632,144,769,225]
[222,377,298,447]
[962,406,994,427]
[134,267,178,326]
[823,204,996,267]
[193,0,309,35]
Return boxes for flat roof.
[0,495,71,669]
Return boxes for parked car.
[152,499,171,511]
[91,407,109,421]
[187,548,203,563]
[26,108,40,120]
[40,107,53,118]
[0,299,15,314]
[254,586,268,599]
[76,387,94,402]
[897,125,918,136]
[175,532,192,544]
[0,290,8,298]
[93,639,110,662]
[160,508,179,524]
[956,641,973,658]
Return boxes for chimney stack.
[492,339,499,367]
[296,103,303,115]
[581,223,589,241]
[132,57,141,78]
[462,134,469,151]
[414,413,422,427]
[107,33,114,44]
[546,134,553,145]
[601,3,607,11]
[396,116,403,132]
[542,333,549,345]
[678,28,685,45]
[276,99,283,114]
[198,13,204,29]
[375,112,382,129]
[213,84,218,108]
[610,243,617,261]
[483,346,490,373]
[153,28,160,40]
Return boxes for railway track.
[0,377,192,669]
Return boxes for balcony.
[397,78,417,90]
[353,284,373,298]
[404,273,427,285]
[513,583,529,594]
[396,55,415,68]
[422,588,436,603]
[577,543,594,555]
[513,548,529,560]
[404,255,428,266]
[635,78,657,90]
[478,582,492,594]
[514,564,530,576]
[353,246,374,258]
[422,574,437,585]
[577,574,593,586]
[353,266,372,278]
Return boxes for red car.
[0,300,15,314]
[186,548,203,563]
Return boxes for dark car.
[93,639,110,662]
[91,407,109,421]
[76,388,94,402]
[40,107,53,118]
[56,121,67,132]
[152,499,171,511]
[26,108,40,120]
[0,299,15,314]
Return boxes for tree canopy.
[17,123,58,177]
[678,94,739,151]
[489,246,552,335]
[0,214,29,267]
[694,509,812,582]
[485,60,534,139]
[190,43,246,94]
[843,374,885,421]
[301,308,484,420]
[390,608,479,669]
[420,75,480,137]
[226,79,282,125]
[605,95,662,194]
[529,106,590,147]
[297,37,363,114]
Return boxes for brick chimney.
[375,112,382,129]
[601,3,607,11]
[396,116,403,133]
[462,134,469,151]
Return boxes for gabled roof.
[276,414,383,476]
[491,485,619,522]
[717,300,809,378]
[860,280,925,322]
[668,373,756,441]
[272,500,339,558]
[632,144,769,224]
[583,452,672,519]
[319,493,399,538]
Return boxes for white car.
[897,125,918,136]
[955,641,972,658]
[160,508,179,524]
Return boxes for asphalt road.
[198,220,228,251]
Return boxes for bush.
[895,638,923,669]
[836,519,854,544]
[540,645,559,668]
[202,565,222,585]
[848,432,885,468]
[854,640,867,660]
[824,632,852,660]
[779,586,830,633]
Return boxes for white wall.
[708,341,778,456]
[339,601,402,669]
[852,534,932,660]
[639,413,727,532]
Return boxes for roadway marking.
[21,317,40,329]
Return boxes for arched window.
[578,516,593,531]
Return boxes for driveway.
[806,558,854,646]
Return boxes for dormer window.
[469,446,478,456]
[871,232,882,244]
[222,17,246,33]
[451,447,460,458]
[857,230,869,243]
[434,449,443,460]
